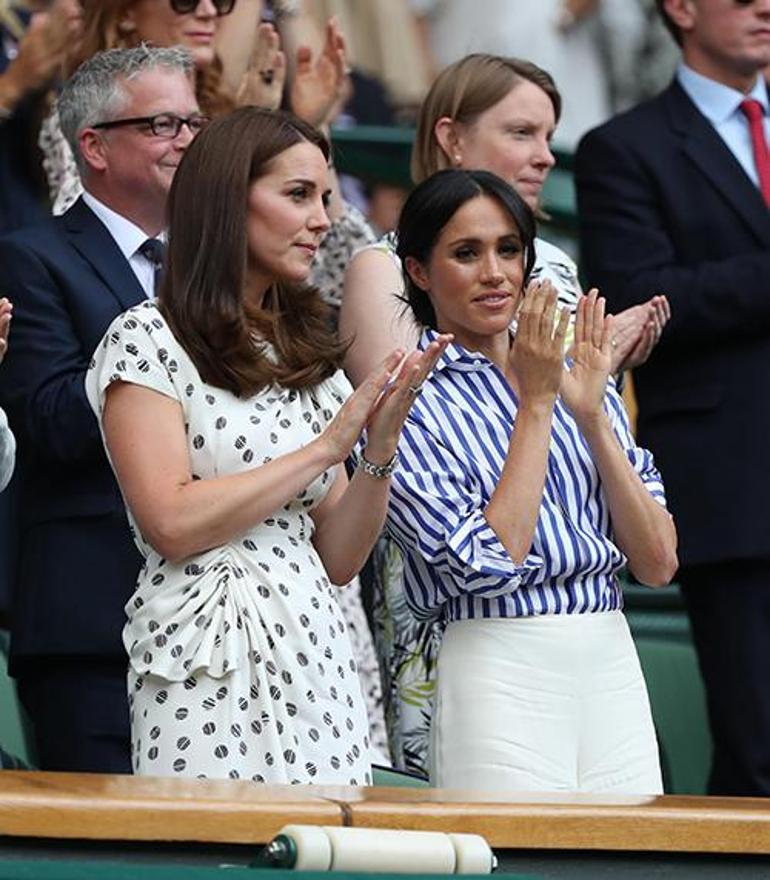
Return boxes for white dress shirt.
[81,190,163,299]
[677,62,769,189]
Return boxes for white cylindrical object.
[326,827,456,874]
[281,825,333,871]
[274,825,494,874]
[448,833,494,874]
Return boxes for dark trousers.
[16,656,131,774]
[679,559,770,797]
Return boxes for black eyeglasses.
[169,0,236,15]
[92,113,210,139]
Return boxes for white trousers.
[431,611,663,794]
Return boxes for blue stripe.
[386,330,668,622]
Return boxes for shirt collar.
[81,190,166,263]
[677,62,768,125]
[419,327,498,374]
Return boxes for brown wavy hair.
[160,107,346,398]
[69,0,234,118]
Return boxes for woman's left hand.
[560,289,612,424]
[236,22,286,109]
[364,334,453,464]
[289,17,349,126]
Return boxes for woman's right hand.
[235,22,286,109]
[510,280,569,409]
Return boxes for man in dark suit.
[0,44,200,772]
[575,0,770,796]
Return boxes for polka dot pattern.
[89,301,374,784]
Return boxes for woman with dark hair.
[387,168,677,792]
[340,53,671,776]
[85,107,448,783]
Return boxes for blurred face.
[406,195,525,352]
[120,0,223,69]
[245,141,331,297]
[667,0,770,87]
[84,68,199,229]
[452,81,556,210]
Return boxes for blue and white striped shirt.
[385,329,668,623]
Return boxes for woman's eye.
[453,247,476,261]
[289,187,308,201]
[499,242,520,257]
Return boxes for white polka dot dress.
[86,301,373,785]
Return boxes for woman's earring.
[453,154,462,166]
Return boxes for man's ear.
[404,256,430,291]
[434,116,463,167]
[662,0,696,35]
[79,128,109,174]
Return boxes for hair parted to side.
[57,44,194,174]
[655,0,682,46]
[71,0,234,118]
[161,106,345,399]
[396,169,537,330]
[411,54,562,184]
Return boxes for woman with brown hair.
[85,107,447,783]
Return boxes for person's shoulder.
[578,84,675,151]
[0,213,64,253]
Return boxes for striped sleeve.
[604,381,667,507]
[388,414,544,610]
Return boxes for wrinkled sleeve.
[604,379,667,508]
[387,413,544,615]
[86,308,179,423]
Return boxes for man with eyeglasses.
[0,44,201,773]
[576,0,770,797]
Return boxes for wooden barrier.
[0,772,769,856]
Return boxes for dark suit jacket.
[0,197,145,668]
[575,80,770,568]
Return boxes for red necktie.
[740,98,770,206]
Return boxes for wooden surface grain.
[0,772,769,855]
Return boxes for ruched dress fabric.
[86,300,373,784]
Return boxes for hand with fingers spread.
[0,298,12,365]
[510,280,570,409]
[289,17,348,126]
[560,288,613,424]
[236,22,286,110]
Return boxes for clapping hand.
[236,22,286,110]
[612,294,670,371]
[560,289,612,423]
[510,280,570,408]
[6,0,82,96]
[319,335,452,467]
[289,17,349,126]
[0,298,12,365]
